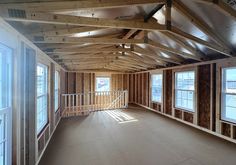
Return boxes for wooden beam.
[144,4,164,22]
[165,0,172,30]
[0,0,164,12]
[32,36,144,44]
[1,11,167,31]
[45,47,133,54]
[173,0,231,51]
[192,0,236,20]
[169,27,233,56]
[162,31,205,58]
[148,40,202,61]
[30,27,107,36]
[123,29,138,39]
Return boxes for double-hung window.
[175,71,195,112]
[221,67,236,123]
[37,64,48,134]
[0,44,12,165]
[54,71,60,112]
[96,77,110,92]
[151,74,162,103]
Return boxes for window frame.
[95,76,111,92]
[0,43,13,165]
[36,63,49,135]
[174,70,196,112]
[221,67,236,124]
[151,73,163,103]
[54,70,60,112]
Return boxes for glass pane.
[176,71,195,90]
[175,71,195,111]
[0,141,5,165]
[225,94,236,121]
[225,68,236,93]
[54,71,59,111]
[96,77,110,92]
[175,90,194,111]
[54,90,59,111]
[0,45,12,110]
[37,64,48,133]
[151,74,162,102]
[37,65,47,97]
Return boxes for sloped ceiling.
[0,0,236,72]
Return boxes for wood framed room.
[0,0,236,165]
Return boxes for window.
[54,71,60,112]
[37,64,48,134]
[0,44,12,165]
[222,67,236,123]
[151,74,162,102]
[96,77,110,92]
[175,71,195,112]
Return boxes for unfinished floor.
[39,105,236,165]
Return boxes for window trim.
[36,63,49,135]
[221,67,236,124]
[95,76,111,92]
[174,70,196,112]
[151,73,163,103]
[54,70,60,112]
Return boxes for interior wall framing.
[130,57,236,144]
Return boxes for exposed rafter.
[33,37,144,44]
[169,27,233,57]
[31,27,108,36]
[0,0,164,12]
[162,31,205,58]
[192,0,236,20]
[173,0,232,52]
[0,11,167,31]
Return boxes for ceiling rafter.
[192,0,236,20]
[173,0,233,53]
[0,0,164,12]
[31,27,108,36]
[162,31,205,58]
[169,27,233,57]
[0,11,167,31]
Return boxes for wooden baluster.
[80,94,82,113]
[76,94,79,115]
[68,95,71,116]
[64,95,67,116]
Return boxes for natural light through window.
[105,109,138,124]
[222,67,236,123]
[37,64,48,134]
[0,44,12,165]
[175,71,195,112]
[96,77,110,92]
[151,74,162,103]
[54,71,60,112]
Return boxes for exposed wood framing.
[31,27,108,36]
[169,27,233,56]
[173,0,232,52]
[0,0,164,12]
[162,31,205,58]
[1,11,167,31]
[148,40,202,61]
[193,0,236,20]
[33,37,144,44]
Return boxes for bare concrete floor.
[39,105,236,165]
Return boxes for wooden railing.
[61,90,128,117]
